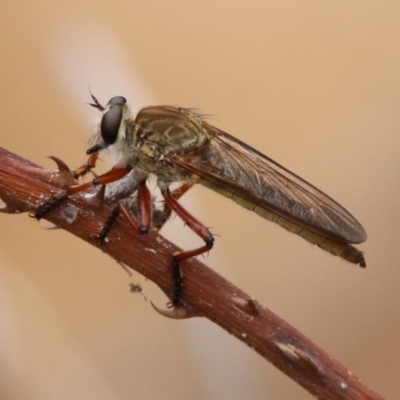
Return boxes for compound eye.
[107,96,127,106]
[100,106,123,144]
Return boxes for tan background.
[0,2,399,399]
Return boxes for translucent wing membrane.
[174,123,366,244]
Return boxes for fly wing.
[173,123,367,244]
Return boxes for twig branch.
[0,147,383,400]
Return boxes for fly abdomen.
[254,203,366,267]
[198,179,366,267]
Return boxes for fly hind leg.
[162,187,214,307]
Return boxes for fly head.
[100,96,127,145]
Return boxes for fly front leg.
[33,165,133,220]
[162,187,214,307]
[68,166,133,195]
[74,140,111,179]
[74,150,100,179]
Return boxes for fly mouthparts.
[86,142,108,155]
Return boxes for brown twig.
[0,147,383,399]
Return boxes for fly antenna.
[88,84,105,111]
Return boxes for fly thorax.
[132,105,210,180]
[137,143,161,173]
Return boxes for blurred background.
[0,2,399,399]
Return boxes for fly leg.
[98,182,202,308]
[33,166,132,220]
[95,181,153,247]
[37,143,105,219]
[31,156,75,220]
[95,180,152,243]
[68,166,132,195]
[74,140,110,179]
[152,182,193,231]
[162,187,214,307]
[96,183,193,243]
[74,150,100,179]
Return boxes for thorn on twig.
[150,301,201,319]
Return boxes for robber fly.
[34,95,367,306]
